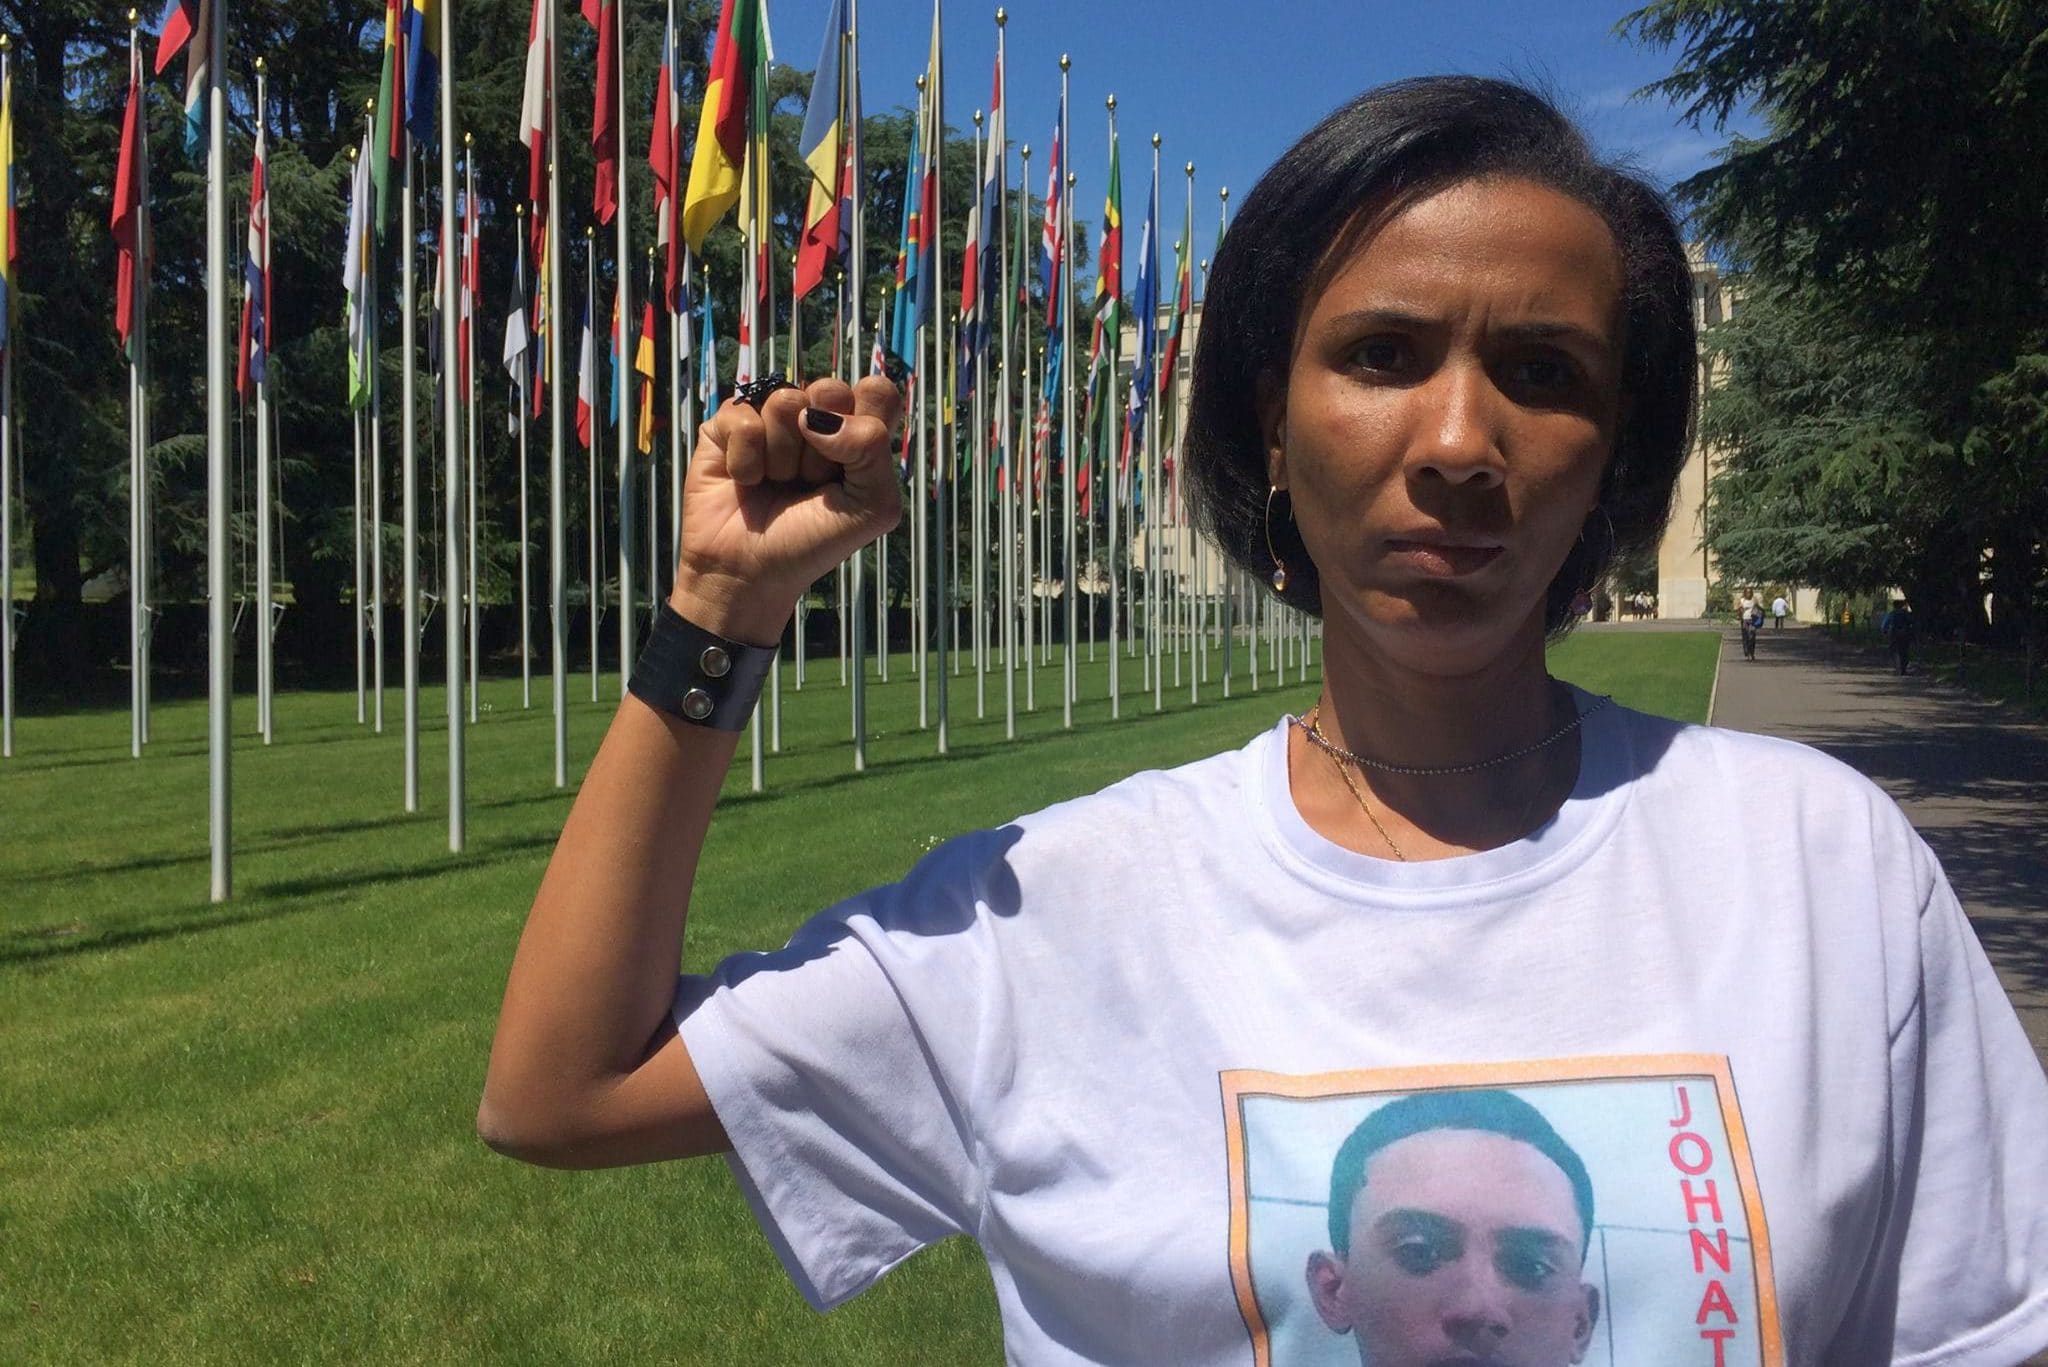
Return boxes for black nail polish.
[803,407,844,435]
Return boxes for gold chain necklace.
[1300,704,1574,862]
[1305,705,1408,861]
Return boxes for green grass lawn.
[0,627,1716,1365]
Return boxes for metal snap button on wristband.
[681,688,715,721]
[698,645,732,678]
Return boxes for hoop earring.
[1264,485,1290,593]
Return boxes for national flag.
[976,49,1004,375]
[909,4,942,346]
[956,189,981,399]
[635,297,657,454]
[837,33,863,282]
[163,0,211,157]
[957,49,1003,398]
[153,0,197,72]
[529,216,550,419]
[405,0,441,148]
[683,0,767,250]
[113,38,147,354]
[343,130,376,410]
[869,289,888,377]
[697,285,719,418]
[0,56,17,354]
[459,173,478,396]
[1040,104,1062,327]
[519,0,550,210]
[677,246,695,361]
[889,99,924,365]
[428,223,446,392]
[609,293,622,426]
[650,0,683,307]
[1159,201,1193,408]
[236,108,270,398]
[1094,133,1123,332]
[503,219,530,434]
[735,273,754,385]
[1125,167,1158,479]
[793,0,848,300]
[575,298,596,447]
[585,0,618,223]
[372,0,406,236]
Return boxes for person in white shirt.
[479,75,2048,1365]
[1772,594,1789,628]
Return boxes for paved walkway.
[1706,624,2048,1066]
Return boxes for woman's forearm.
[477,659,749,1161]
[479,376,903,1167]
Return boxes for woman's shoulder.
[1611,703,1934,870]
[916,722,1277,888]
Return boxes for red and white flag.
[236,105,269,397]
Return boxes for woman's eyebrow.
[1321,309,1614,354]
[1324,306,1442,333]
[1494,320,1614,353]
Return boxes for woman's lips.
[1384,538,1505,577]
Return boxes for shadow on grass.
[0,831,558,968]
[6,789,573,887]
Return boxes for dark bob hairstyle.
[1182,76,1697,635]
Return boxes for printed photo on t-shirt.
[1220,1055,1781,1366]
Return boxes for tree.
[1625,0,2048,662]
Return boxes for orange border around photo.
[1219,1053,1782,1367]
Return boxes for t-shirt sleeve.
[671,836,998,1312]
[1849,871,2048,1366]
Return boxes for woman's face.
[1269,177,1627,677]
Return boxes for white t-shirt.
[675,697,2048,1366]
[1773,599,1789,618]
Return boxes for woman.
[481,79,2048,1364]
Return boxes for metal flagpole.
[846,0,868,769]
[613,0,635,703]
[913,77,929,733]
[347,136,364,727]
[204,8,231,895]
[517,203,532,708]
[439,0,466,853]
[786,249,802,696]
[464,137,478,725]
[647,248,659,652]
[254,61,274,745]
[971,112,985,723]
[369,103,385,735]
[545,0,566,780]
[836,276,847,685]
[1105,104,1124,719]
[139,47,155,747]
[128,16,148,755]
[402,89,421,811]
[1059,56,1074,727]
[996,12,1013,740]
[1,40,13,758]
[586,227,599,702]
[353,386,365,726]
[1183,158,1196,706]
[1018,141,1033,713]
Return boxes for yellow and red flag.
[683,0,767,250]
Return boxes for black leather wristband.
[628,601,779,731]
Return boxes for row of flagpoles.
[0,0,1326,902]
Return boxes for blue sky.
[766,0,1760,245]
